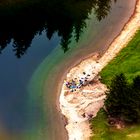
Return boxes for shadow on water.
[0,0,113,58]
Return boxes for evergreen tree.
[133,75,140,91]
[105,74,140,123]
[105,73,128,117]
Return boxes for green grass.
[91,110,140,140]
[91,30,140,140]
[100,30,140,86]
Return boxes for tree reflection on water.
[0,0,114,58]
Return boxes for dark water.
[0,0,112,57]
[0,0,136,140]
[0,32,60,139]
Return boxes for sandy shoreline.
[59,0,140,139]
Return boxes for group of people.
[64,72,91,92]
[64,79,83,92]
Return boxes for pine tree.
[105,74,140,123]
[133,75,140,91]
[105,73,129,118]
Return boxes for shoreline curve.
[59,0,140,139]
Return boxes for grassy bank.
[91,30,140,140]
[91,109,140,140]
[100,30,140,85]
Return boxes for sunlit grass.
[91,109,140,140]
[100,30,140,85]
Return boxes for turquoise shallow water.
[28,0,136,139]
